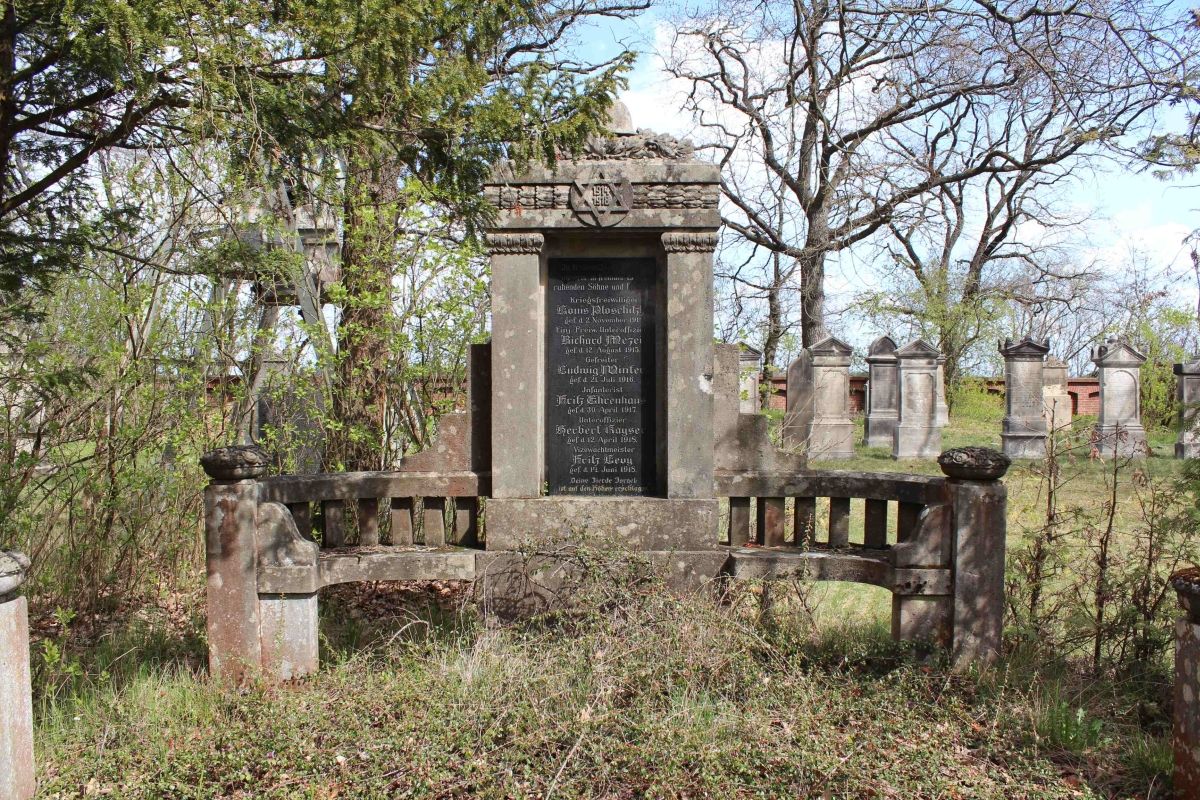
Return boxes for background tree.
[664,0,1195,356]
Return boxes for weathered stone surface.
[893,340,943,459]
[949,479,1007,668]
[487,233,544,498]
[258,593,317,681]
[204,480,262,683]
[713,344,806,476]
[1176,357,1200,459]
[201,445,271,482]
[474,549,728,621]
[782,349,813,449]
[1092,338,1148,458]
[938,447,1011,482]
[485,497,719,552]
[724,548,951,595]
[0,594,35,800]
[1176,617,1200,798]
[0,550,29,600]
[999,337,1050,459]
[1043,356,1072,434]
[663,232,717,497]
[935,355,949,429]
[738,344,761,414]
[864,336,899,448]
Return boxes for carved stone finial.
[937,446,1011,481]
[0,550,30,600]
[200,445,271,482]
[1173,567,1200,623]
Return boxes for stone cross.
[1042,356,1072,435]
[1091,337,1148,458]
[864,336,899,449]
[999,336,1050,459]
[893,340,943,459]
[0,550,34,800]
[1175,356,1200,459]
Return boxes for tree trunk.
[762,251,784,368]
[798,222,830,348]
[327,143,402,472]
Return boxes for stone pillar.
[201,445,269,684]
[1091,338,1148,458]
[1172,568,1200,798]
[662,231,717,498]
[864,336,898,448]
[0,550,34,800]
[486,233,545,498]
[935,355,950,428]
[938,448,1010,668]
[807,336,855,459]
[893,340,942,459]
[1043,357,1072,435]
[999,336,1050,459]
[1175,357,1200,459]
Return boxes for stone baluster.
[1172,568,1200,796]
[0,550,34,799]
[201,445,270,683]
[937,447,1010,668]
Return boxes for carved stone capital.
[661,231,719,254]
[201,445,271,482]
[484,233,544,255]
[937,446,1011,482]
[0,550,30,601]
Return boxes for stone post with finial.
[201,445,270,683]
[938,446,1011,668]
[1172,567,1200,796]
[0,549,34,799]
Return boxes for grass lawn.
[29,393,1189,799]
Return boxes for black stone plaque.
[546,258,657,495]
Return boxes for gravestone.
[737,344,762,414]
[1091,338,1148,458]
[999,336,1050,459]
[1043,356,1071,435]
[783,336,854,459]
[936,355,950,428]
[1175,357,1200,459]
[893,340,942,459]
[480,101,724,565]
[864,336,899,448]
[782,350,813,450]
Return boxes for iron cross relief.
[569,170,633,227]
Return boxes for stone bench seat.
[258,545,478,594]
[723,546,951,595]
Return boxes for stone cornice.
[661,231,719,253]
[484,233,545,255]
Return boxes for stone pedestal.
[1172,569,1200,798]
[864,336,899,448]
[1042,356,1072,435]
[999,336,1050,459]
[1091,338,1148,458]
[1175,357,1200,459]
[0,551,34,800]
[893,340,942,459]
